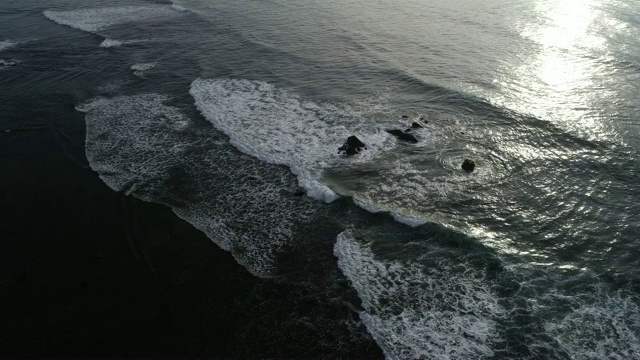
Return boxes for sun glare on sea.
[502,0,615,139]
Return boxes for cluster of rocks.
[337,115,476,173]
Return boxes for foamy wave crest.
[44,5,184,33]
[334,232,505,360]
[543,286,640,360]
[190,78,394,203]
[78,94,320,277]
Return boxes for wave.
[190,78,396,203]
[0,40,17,52]
[0,59,19,67]
[188,78,517,231]
[77,93,322,277]
[541,284,640,359]
[131,62,157,77]
[99,38,151,48]
[334,231,505,360]
[170,4,189,12]
[43,5,186,33]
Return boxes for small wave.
[78,93,321,277]
[131,62,157,77]
[0,59,20,68]
[170,4,189,12]
[334,231,505,360]
[0,40,17,52]
[190,78,394,203]
[43,5,185,33]
[99,39,122,48]
[353,198,426,227]
[99,38,150,48]
[131,63,156,72]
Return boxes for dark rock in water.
[338,135,366,155]
[401,115,409,119]
[461,159,475,173]
[386,129,418,143]
[411,122,423,128]
[293,188,305,197]
[404,128,412,133]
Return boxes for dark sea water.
[2,0,640,358]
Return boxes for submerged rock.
[411,122,423,128]
[386,129,418,143]
[338,135,366,155]
[461,159,475,173]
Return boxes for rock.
[401,115,409,119]
[386,129,418,143]
[404,128,412,132]
[293,188,305,197]
[461,159,475,173]
[411,122,423,128]
[338,135,366,155]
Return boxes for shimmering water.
[3,0,640,358]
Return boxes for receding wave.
[77,93,322,277]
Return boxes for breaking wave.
[334,231,505,360]
[77,93,321,277]
[190,78,395,203]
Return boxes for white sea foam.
[334,232,505,360]
[190,78,395,203]
[99,39,122,48]
[79,93,320,277]
[44,5,184,33]
[131,62,157,77]
[131,63,156,72]
[543,286,640,360]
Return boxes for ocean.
[2,0,640,358]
